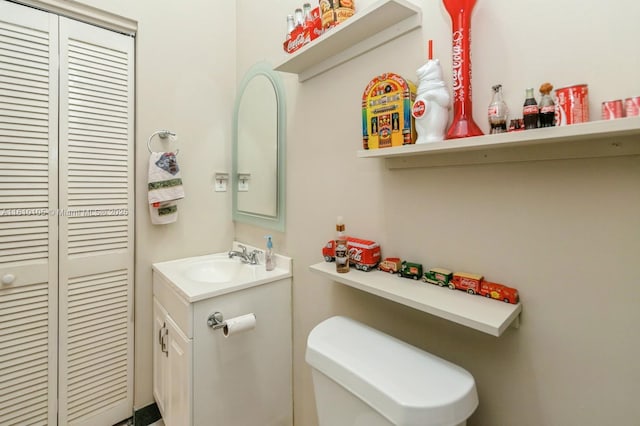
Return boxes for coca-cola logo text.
[286,33,308,53]
[451,29,464,95]
[348,247,363,262]
[412,100,426,118]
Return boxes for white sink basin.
[152,246,292,302]
[184,257,257,283]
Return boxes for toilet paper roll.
[222,313,256,338]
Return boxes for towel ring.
[148,130,179,155]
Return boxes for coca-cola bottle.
[286,14,295,39]
[303,2,312,21]
[522,88,539,130]
[488,84,508,134]
[538,82,555,127]
[294,8,304,29]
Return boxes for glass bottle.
[286,14,295,39]
[538,82,555,127]
[303,2,315,33]
[488,84,508,134]
[522,88,539,130]
[335,216,349,273]
[303,2,312,21]
[294,8,304,29]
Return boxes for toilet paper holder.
[207,311,226,330]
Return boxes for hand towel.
[148,152,185,225]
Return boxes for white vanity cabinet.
[152,251,293,426]
[153,297,192,426]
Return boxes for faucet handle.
[248,249,261,265]
[238,244,247,254]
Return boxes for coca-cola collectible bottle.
[294,8,304,29]
[286,14,295,39]
[488,84,508,134]
[522,88,539,130]
[538,82,555,127]
[303,2,315,33]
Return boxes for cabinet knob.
[2,274,15,285]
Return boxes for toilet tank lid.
[306,316,478,426]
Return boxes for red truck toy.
[449,272,519,304]
[322,237,381,271]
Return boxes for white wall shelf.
[357,116,640,168]
[310,262,522,337]
[274,0,421,82]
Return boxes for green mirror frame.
[232,62,286,231]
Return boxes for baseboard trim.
[133,403,161,426]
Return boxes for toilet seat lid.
[306,316,478,426]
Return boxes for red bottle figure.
[442,0,484,139]
[523,87,539,130]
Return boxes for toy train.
[378,258,519,304]
[407,261,519,304]
[321,238,519,304]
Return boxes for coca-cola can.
[625,96,640,117]
[601,99,624,120]
[554,84,589,126]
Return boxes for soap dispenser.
[264,235,275,271]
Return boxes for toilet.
[306,316,478,426]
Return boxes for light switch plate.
[238,173,250,192]
[214,172,228,192]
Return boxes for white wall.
[53,0,640,423]
[237,0,640,425]
[69,0,237,409]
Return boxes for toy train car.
[422,268,519,304]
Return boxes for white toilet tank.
[306,316,478,426]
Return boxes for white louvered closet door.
[1,2,133,425]
[57,17,134,426]
[0,2,58,425]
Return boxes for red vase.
[443,0,484,139]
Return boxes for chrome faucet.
[228,244,260,265]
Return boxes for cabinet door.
[152,298,169,419]
[165,314,192,426]
[0,2,58,425]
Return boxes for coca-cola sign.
[284,32,309,54]
[348,247,363,262]
[412,100,426,118]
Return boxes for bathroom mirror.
[232,62,286,231]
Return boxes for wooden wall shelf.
[310,262,522,336]
[275,0,421,82]
[357,117,640,168]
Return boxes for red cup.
[625,97,640,117]
[601,99,624,120]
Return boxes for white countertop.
[152,245,292,303]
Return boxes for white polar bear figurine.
[412,59,451,143]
